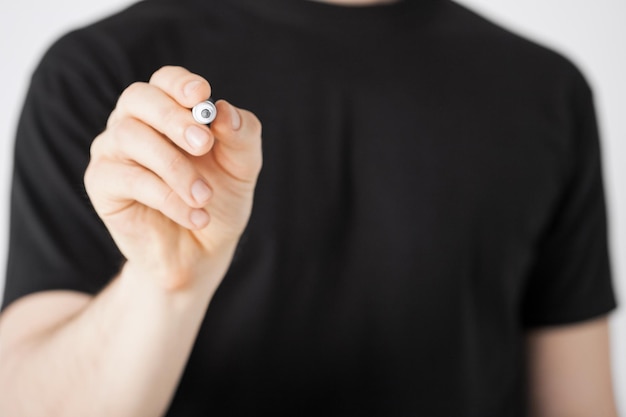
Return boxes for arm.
[0,267,226,417]
[526,316,619,417]
[0,66,263,417]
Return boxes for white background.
[0,0,624,410]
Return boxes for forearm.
[0,246,235,417]
[1,66,261,417]
[526,317,619,417]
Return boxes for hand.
[84,66,262,290]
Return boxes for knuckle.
[108,118,138,152]
[83,158,105,198]
[150,65,183,83]
[160,188,178,211]
[89,134,104,159]
[83,162,95,193]
[106,108,119,128]
[163,149,187,175]
[118,82,146,108]
[118,116,135,132]
[114,117,139,139]
[156,104,180,128]
[114,81,147,115]
[125,164,149,196]
[148,67,165,84]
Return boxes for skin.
[0,1,619,416]
[0,66,262,416]
[526,317,618,417]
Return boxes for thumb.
[208,100,263,183]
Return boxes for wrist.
[119,238,238,297]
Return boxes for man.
[0,0,618,415]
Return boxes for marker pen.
[192,99,217,125]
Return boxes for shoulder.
[34,0,230,87]
[435,1,589,93]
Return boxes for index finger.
[149,66,212,108]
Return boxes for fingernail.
[184,80,202,98]
[230,104,241,131]
[191,179,212,203]
[190,209,210,229]
[186,125,209,149]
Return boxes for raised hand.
[85,66,262,290]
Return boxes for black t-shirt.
[3,0,616,415]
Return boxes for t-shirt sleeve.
[1,31,126,311]
[521,70,617,327]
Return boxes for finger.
[86,158,210,230]
[110,82,214,156]
[209,100,263,182]
[97,117,213,209]
[149,65,212,109]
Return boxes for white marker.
[192,99,217,124]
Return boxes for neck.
[309,0,400,5]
